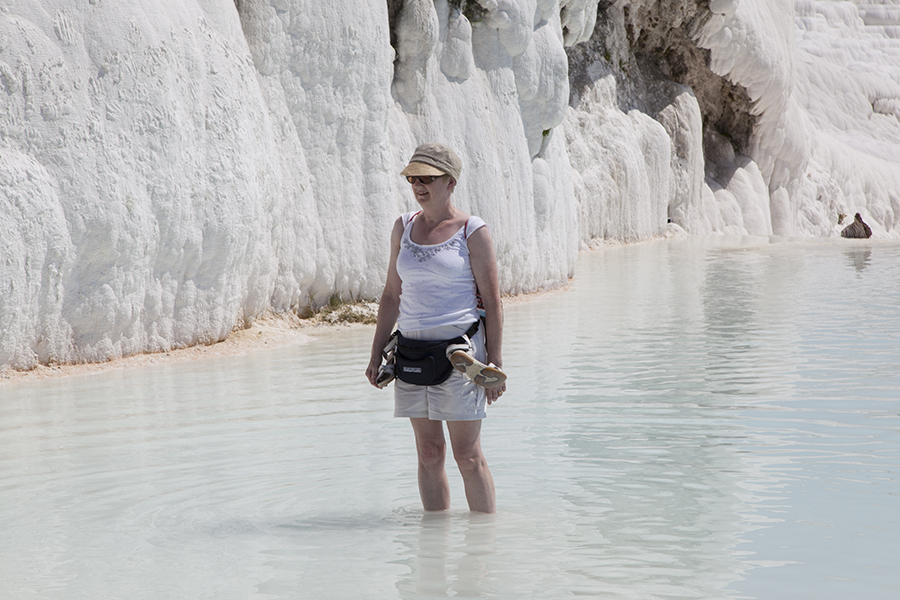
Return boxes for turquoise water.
[1,237,898,599]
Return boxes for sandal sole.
[449,351,507,389]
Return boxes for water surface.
[2,237,898,599]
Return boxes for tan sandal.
[448,350,507,389]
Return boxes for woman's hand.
[486,380,506,405]
[365,354,382,387]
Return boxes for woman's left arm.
[468,226,506,404]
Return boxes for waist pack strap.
[397,320,479,350]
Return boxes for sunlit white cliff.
[2,0,899,370]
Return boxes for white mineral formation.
[1,0,899,370]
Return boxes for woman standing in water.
[365,143,506,514]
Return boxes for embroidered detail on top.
[403,235,447,263]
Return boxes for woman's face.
[408,174,454,205]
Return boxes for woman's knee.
[453,449,487,476]
[417,439,446,470]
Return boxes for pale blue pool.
[2,237,898,599]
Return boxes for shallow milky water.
[2,237,899,599]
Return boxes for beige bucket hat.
[400,143,462,181]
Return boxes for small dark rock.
[841,213,872,239]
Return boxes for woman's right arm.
[365,217,405,387]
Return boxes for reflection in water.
[2,238,899,600]
[845,247,872,272]
[394,512,495,598]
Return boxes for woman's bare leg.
[410,418,450,511]
[447,420,496,513]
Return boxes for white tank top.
[396,211,486,332]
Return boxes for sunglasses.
[406,175,444,185]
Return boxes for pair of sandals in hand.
[376,336,506,390]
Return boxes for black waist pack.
[395,321,479,386]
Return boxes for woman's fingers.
[486,382,505,404]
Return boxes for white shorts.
[394,323,487,421]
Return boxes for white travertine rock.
[2,0,899,370]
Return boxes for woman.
[365,143,506,514]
